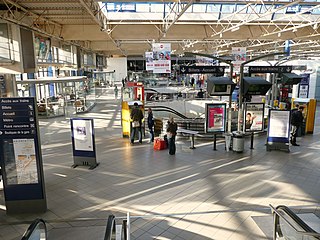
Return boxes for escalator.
[104,215,127,240]
[271,205,320,239]
[21,218,47,240]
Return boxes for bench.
[177,129,199,149]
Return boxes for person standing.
[114,85,119,99]
[166,117,178,155]
[290,106,304,146]
[130,102,144,144]
[147,108,155,143]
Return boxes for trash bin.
[232,131,244,153]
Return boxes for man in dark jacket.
[290,106,304,146]
[130,102,144,144]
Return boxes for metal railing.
[20,218,47,240]
[270,204,320,240]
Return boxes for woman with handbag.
[166,117,178,155]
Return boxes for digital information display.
[205,103,227,133]
[0,98,39,185]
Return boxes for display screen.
[214,85,227,92]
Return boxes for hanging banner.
[205,103,227,133]
[152,43,171,73]
[244,103,265,132]
[145,52,154,71]
[232,47,246,73]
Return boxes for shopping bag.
[154,138,167,150]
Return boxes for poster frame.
[205,103,227,133]
[70,118,96,158]
[267,109,291,143]
[244,102,265,132]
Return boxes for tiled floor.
[1,88,320,240]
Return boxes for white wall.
[105,57,127,84]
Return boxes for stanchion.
[250,132,254,149]
[213,134,217,151]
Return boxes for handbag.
[132,121,140,127]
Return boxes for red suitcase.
[154,138,167,150]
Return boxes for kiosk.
[121,100,144,138]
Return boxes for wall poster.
[244,103,265,132]
[205,103,226,133]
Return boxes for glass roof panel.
[103,2,320,16]
[136,3,150,12]
[193,4,207,13]
[221,4,235,13]
[207,4,221,13]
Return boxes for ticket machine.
[121,82,145,137]
[292,98,316,134]
[121,100,144,138]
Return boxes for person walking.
[147,108,155,143]
[290,106,304,146]
[166,116,178,155]
[130,102,144,144]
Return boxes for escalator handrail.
[20,218,47,240]
[145,105,204,120]
[104,215,115,240]
[270,204,320,238]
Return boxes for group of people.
[130,102,178,155]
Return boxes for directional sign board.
[249,66,292,74]
[180,65,225,75]
[0,97,46,214]
[0,98,37,137]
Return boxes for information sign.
[205,103,227,133]
[0,97,46,213]
[180,66,225,75]
[70,118,98,169]
[249,66,292,74]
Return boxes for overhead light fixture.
[231,27,240,32]
[278,32,281,37]
[220,33,223,38]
